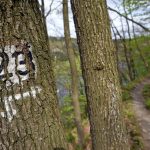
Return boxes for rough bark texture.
[63,0,84,148]
[0,0,67,149]
[71,0,130,150]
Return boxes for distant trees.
[111,1,150,83]
[0,0,67,149]
[71,0,130,149]
[124,0,150,21]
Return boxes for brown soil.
[131,77,150,150]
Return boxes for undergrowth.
[142,84,150,109]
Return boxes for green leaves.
[143,84,150,110]
[123,0,150,24]
[124,0,149,12]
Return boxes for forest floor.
[131,77,150,150]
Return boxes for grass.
[142,84,150,110]
[145,99,150,109]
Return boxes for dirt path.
[131,77,150,150]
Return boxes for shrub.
[145,99,150,109]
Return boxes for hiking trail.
[131,77,150,150]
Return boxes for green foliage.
[118,36,150,84]
[123,0,150,25]
[129,36,150,77]
[143,84,150,110]
[124,0,149,13]
[61,94,87,144]
[61,94,87,129]
[124,108,134,119]
[66,132,75,143]
[122,74,147,93]
[145,99,150,109]
[143,84,150,97]
[61,95,74,129]
[122,89,132,101]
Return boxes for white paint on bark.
[0,45,37,86]
[1,86,42,122]
[0,44,41,122]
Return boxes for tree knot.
[93,61,104,71]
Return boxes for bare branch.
[45,0,55,18]
[108,7,150,32]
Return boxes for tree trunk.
[63,0,84,148]
[120,12,136,80]
[0,0,67,149]
[71,0,130,150]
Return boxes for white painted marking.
[0,86,42,122]
[0,44,41,122]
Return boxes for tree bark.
[71,0,130,150]
[63,0,84,148]
[0,0,67,149]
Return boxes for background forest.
[46,0,150,149]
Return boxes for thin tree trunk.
[123,0,136,80]
[111,24,126,85]
[115,19,134,81]
[0,0,67,149]
[63,0,84,148]
[71,0,130,150]
[129,3,149,70]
